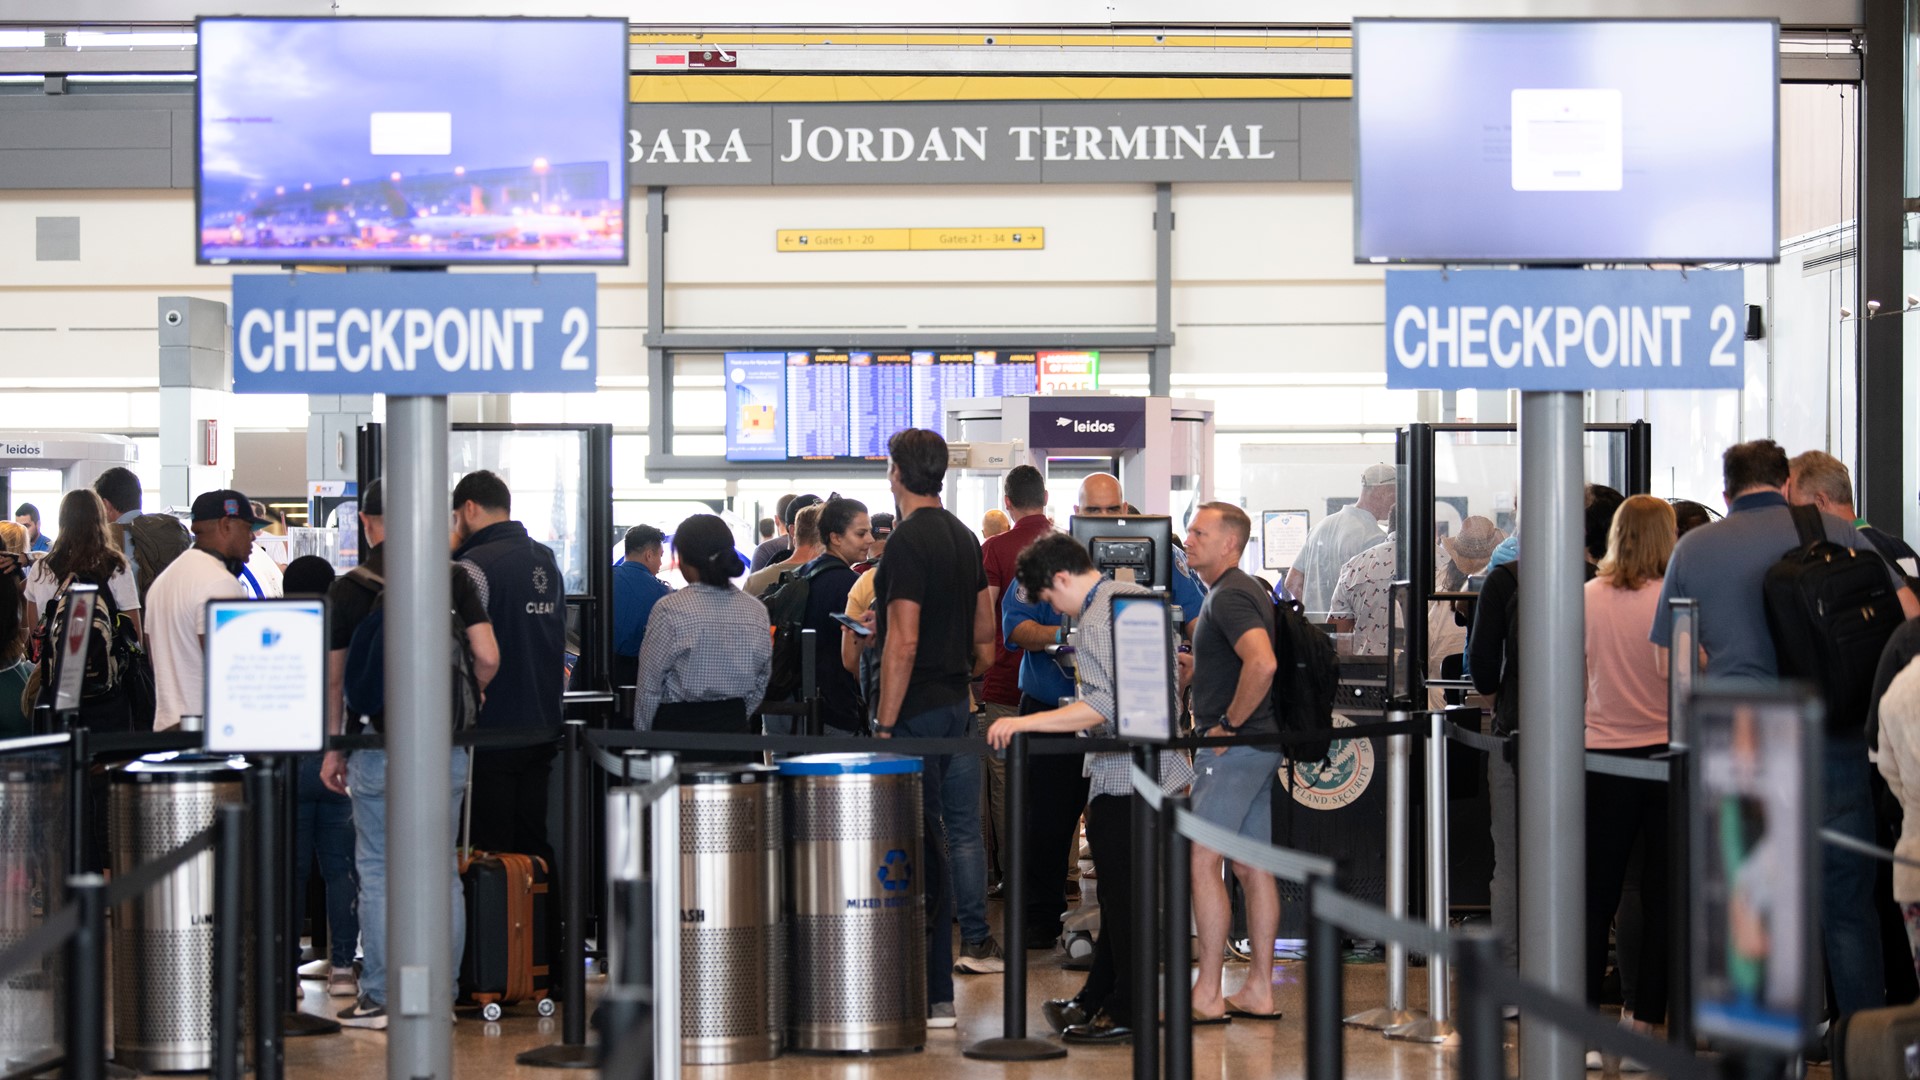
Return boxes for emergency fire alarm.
[202,419,218,466]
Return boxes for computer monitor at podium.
[1070,515,1173,592]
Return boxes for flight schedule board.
[724,347,1057,461]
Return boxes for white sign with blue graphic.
[204,598,327,754]
[1385,269,1746,391]
[231,272,597,395]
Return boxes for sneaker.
[1585,1050,1604,1071]
[298,958,331,980]
[338,996,388,1030]
[327,970,359,998]
[954,935,1006,974]
[928,1002,957,1029]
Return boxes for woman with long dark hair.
[24,489,140,639]
[631,514,770,745]
[0,523,31,736]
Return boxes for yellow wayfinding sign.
[776,228,1044,252]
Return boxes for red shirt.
[979,512,1054,705]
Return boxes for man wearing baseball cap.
[144,489,270,730]
[1284,463,1397,618]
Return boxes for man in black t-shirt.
[869,429,996,1024]
[317,479,499,1029]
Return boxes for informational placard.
[1037,350,1100,394]
[1262,510,1311,571]
[50,584,98,713]
[724,351,788,461]
[203,598,328,754]
[230,272,598,394]
[1111,592,1176,743]
[1691,686,1821,1053]
[1385,269,1746,391]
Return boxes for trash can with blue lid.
[778,753,925,1052]
[678,763,784,1065]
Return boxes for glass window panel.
[449,428,591,595]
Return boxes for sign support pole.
[1516,389,1586,1080]
[387,393,454,1080]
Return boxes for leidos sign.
[1032,399,1147,449]
[626,100,1351,186]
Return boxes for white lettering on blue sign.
[1384,270,1744,391]
[231,272,596,395]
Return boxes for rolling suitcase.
[456,766,555,1020]
[1835,1003,1920,1080]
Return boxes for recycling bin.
[778,753,925,1053]
[108,755,247,1073]
[0,746,67,1072]
[680,763,784,1065]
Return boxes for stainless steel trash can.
[109,755,247,1073]
[0,746,67,1073]
[680,763,784,1065]
[778,753,925,1053]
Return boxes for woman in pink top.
[1583,495,1677,1052]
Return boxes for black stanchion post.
[66,873,106,1080]
[283,753,338,1037]
[964,731,1066,1061]
[800,629,820,737]
[1455,935,1504,1080]
[1305,874,1343,1080]
[1667,747,1693,1052]
[247,758,284,1080]
[598,876,654,1080]
[213,803,246,1080]
[67,725,88,882]
[1131,743,1159,1080]
[1164,794,1193,1080]
[519,721,596,1068]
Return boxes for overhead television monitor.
[1070,515,1173,593]
[1353,19,1779,265]
[197,17,630,266]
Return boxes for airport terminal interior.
[0,1,1912,1079]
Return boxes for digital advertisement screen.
[725,352,789,461]
[1353,19,1779,264]
[197,18,630,266]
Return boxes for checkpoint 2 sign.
[1384,269,1746,391]
[231,272,597,395]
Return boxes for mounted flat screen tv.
[1353,19,1779,265]
[197,17,629,266]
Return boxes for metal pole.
[283,753,339,1038]
[800,629,820,737]
[1388,712,1455,1043]
[212,803,245,1080]
[1347,721,1423,1029]
[1164,794,1193,1080]
[248,759,284,1080]
[385,393,454,1080]
[650,752,681,1080]
[965,731,1065,1060]
[1132,744,1160,1080]
[1516,389,1586,1080]
[67,725,87,880]
[520,721,595,1067]
[1455,935,1506,1080]
[1304,875,1343,1080]
[1665,598,1697,1052]
[65,874,106,1080]
[1665,600,1698,749]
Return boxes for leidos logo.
[1055,415,1116,433]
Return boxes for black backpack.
[1270,596,1342,765]
[762,557,840,704]
[1763,503,1904,733]
[340,566,481,732]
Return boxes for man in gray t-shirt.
[1177,502,1284,1022]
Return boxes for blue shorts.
[1190,744,1284,845]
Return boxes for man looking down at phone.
[987,533,1193,1044]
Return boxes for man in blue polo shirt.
[1652,439,1919,1028]
[611,525,672,687]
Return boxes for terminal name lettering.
[1392,303,1740,371]
[628,122,1283,166]
[236,306,593,376]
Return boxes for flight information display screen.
[723,345,1051,461]
[786,352,850,458]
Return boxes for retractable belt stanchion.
[1387,711,1455,1043]
[800,629,821,737]
[283,752,339,1037]
[1454,934,1506,1080]
[964,731,1066,1061]
[1304,874,1344,1080]
[1163,792,1193,1080]
[67,726,88,884]
[66,874,107,1080]
[519,720,596,1069]
[247,760,285,1080]
[1131,743,1161,1080]
[1665,598,1698,1053]
[212,803,246,1080]
[599,773,658,1080]
[1347,710,1422,1030]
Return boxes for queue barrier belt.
[1582,753,1671,783]
[1171,806,1334,885]
[0,903,79,986]
[1309,887,1452,961]
[1476,963,1718,1080]
[1445,722,1508,756]
[1822,827,1920,871]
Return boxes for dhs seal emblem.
[1290,715,1375,810]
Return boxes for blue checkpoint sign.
[231,272,597,394]
[1385,269,1746,391]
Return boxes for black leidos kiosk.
[205,14,630,1075]
[1069,514,1173,591]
